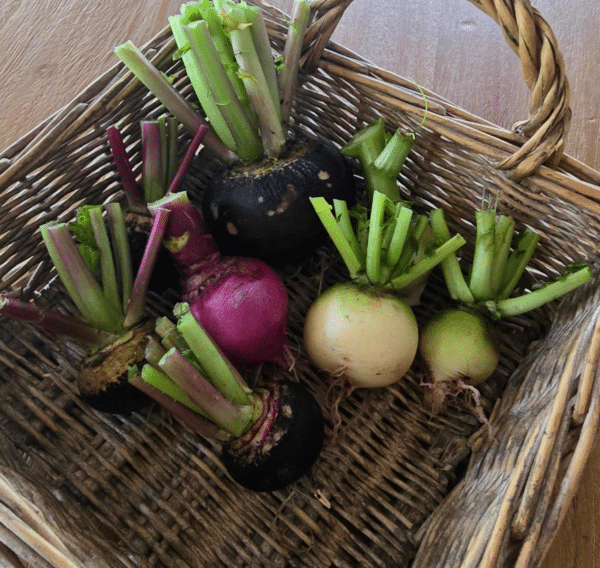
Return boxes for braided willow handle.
[301,0,571,180]
[471,0,571,178]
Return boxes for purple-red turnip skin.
[149,193,290,367]
[185,255,289,366]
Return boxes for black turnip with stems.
[0,202,172,414]
[130,303,325,492]
[115,0,357,263]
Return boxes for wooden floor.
[1,0,600,566]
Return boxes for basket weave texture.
[1,1,600,567]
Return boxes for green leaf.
[77,245,101,281]
[68,205,102,280]
[172,43,192,60]
[68,205,97,247]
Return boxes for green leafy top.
[68,205,102,281]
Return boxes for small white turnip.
[418,308,500,387]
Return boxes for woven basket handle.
[300,0,571,180]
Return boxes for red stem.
[0,295,109,346]
[167,125,209,195]
[106,126,147,213]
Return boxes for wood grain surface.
[1,0,599,566]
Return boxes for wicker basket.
[1,0,600,566]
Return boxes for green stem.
[278,0,311,126]
[355,204,370,259]
[497,229,541,300]
[365,191,388,283]
[175,303,252,406]
[155,316,191,355]
[393,215,428,277]
[386,205,413,269]
[342,119,388,201]
[169,13,237,153]
[310,197,362,279]
[131,371,227,439]
[200,5,257,127]
[144,335,168,367]
[429,208,475,304]
[159,347,254,437]
[333,199,363,265]
[40,223,124,333]
[371,129,415,198]
[389,234,467,291]
[140,363,204,414]
[468,209,496,301]
[490,214,515,297]
[114,40,239,163]
[246,5,281,121]
[183,20,263,161]
[226,4,286,158]
[105,203,133,314]
[88,207,122,315]
[492,266,592,317]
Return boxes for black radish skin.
[221,380,324,492]
[77,320,154,414]
[202,138,357,262]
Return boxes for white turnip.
[303,282,418,388]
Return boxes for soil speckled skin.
[221,381,324,492]
[202,138,357,262]
[77,320,155,414]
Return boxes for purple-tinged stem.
[105,203,134,313]
[88,206,122,315]
[142,121,165,203]
[0,295,109,346]
[129,373,230,440]
[40,223,124,334]
[158,346,255,437]
[106,126,147,213]
[167,125,209,195]
[124,207,170,327]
